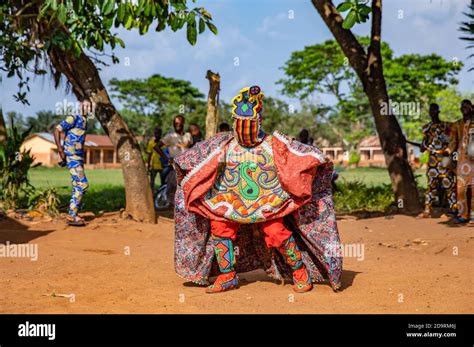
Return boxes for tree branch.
[369,0,382,54]
[367,0,382,74]
[310,0,368,81]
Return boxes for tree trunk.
[311,0,421,214]
[205,70,220,139]
[366,81,420,213]
[44,28,155,223]
[0,108,6,144]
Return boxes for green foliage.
[109,74,206,133]
[436,87,474,123]
[5,111,28,133]
[28,187,60,215]
[72,184,125,214]
[109,74,235,135]
[336,0,372,29]
[110,76,313,138]
[459,2,474,71]
[334,180,394,213]
[29,167,125,214]
[5,110,105,135]
[25,110,61,133]
[385,53,462,140]
[348,151,361,165]
[0,120,39,209]
[278,37,463,145]
[278,38,383,147]
[1,0,216,104]
[419,151,429,165]
[28,166,425,215]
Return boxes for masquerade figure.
[173,86,342,293]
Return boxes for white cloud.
[257,12,292,39]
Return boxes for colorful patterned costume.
[421,121,456,213]
[174,86,342,293]
[449,119,474,220]
[56,114,89,218]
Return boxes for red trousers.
[210,218,292,248]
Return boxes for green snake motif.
[239,161,260,200]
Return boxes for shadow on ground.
[0,216,54,244]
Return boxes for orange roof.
[358,135,381,148]
[85,134,113,147]
[33,133,114,148]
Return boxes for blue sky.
[2,0,473,118]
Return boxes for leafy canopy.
[459,2,474,70]
[109,74,205,132]
[278,37,463,142]
[0,0,217,104]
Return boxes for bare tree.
[205,70,220,139]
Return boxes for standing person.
[146,126,165,192]
[447,100,474,224]
[189,123,203,148]
[218,122,230,132]
[154,115,192,206]
[418,103,456,218]
[54,99,93,226]
[298,128,310,145]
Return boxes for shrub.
[333,179,394,213]
[0,122,39,209]
[419,151,429,165]
[28,188,61,216]
[348,150,361,166]
[58,184,125,215]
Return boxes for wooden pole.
[205,70,220,139]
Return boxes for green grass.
[29,167,125,188]
[29,167,126,214]
[337,166,427,188]
[28,166,427,214]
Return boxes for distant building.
[315,138,346,165]
[357,135,385,167]
[20,132,120,169]
[316,135,420,168]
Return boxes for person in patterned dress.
[173,86,342,294]
[54,99,93,226]
[418,103,456,218]
[447,100,474,224]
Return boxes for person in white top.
[154,115,192,161]
[154,115,193,206]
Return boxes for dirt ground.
[0,212,472,314]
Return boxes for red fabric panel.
[210,220,239,240]
[271,136,320,199]
[261,218,292,248]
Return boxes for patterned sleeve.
[447,121,459,154]
[421,123,430,149]
[56,115,76,131]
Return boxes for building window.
[104,150,114,163]
[90,149,101,164]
